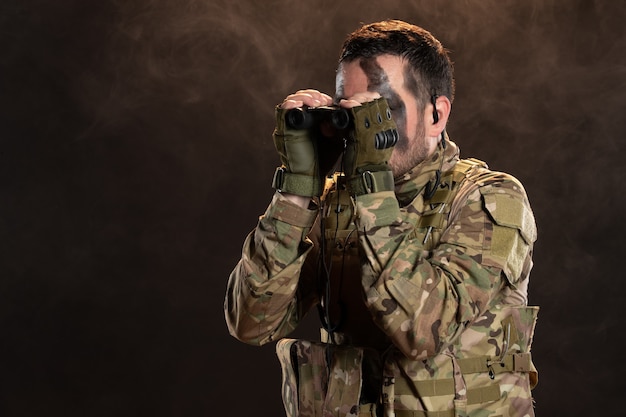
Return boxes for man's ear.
[425,95,451,137]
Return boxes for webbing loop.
[457,352,534,375]
[271,166,323,197]
[392,383,501,417]
[393,378,500,404]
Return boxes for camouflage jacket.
[225,139,538,417]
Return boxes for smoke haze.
[1,0,624,415]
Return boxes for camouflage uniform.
[225,138,538,417]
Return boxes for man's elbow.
[225,313,273,346]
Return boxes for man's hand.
[339,94,398,195]
[280,89,333,110]
[272,90,334,201]
[337,91,381,109]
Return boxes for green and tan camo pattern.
[276,339,371,417]
[225,139,539,417]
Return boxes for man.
[225,20,538,417]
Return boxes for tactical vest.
[276,159,538,417]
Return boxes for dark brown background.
[1,0,623,415]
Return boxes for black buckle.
[272,167,286,191]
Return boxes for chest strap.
[457,352,533,376]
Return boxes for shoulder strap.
[416,158,487,231]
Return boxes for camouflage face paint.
[359,58,410,154]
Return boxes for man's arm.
[225,89,335,345]
[225,192,318,345]
[354,174,537,360]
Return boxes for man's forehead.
[336,57,389,95]
[336,55,406,96]
[335,60,366,98]
[359,57,388,89]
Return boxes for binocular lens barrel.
[285,107,351,130]
[285,108,310,130]
[330,110,350,130]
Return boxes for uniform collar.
[394,135,461,206]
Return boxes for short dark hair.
[339,20,455,105]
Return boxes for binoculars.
[285,105,399,150]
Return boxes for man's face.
[336,54,431,177]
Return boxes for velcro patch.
[480,185,537,282]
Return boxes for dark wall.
[1,0,623,415]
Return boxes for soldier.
[225,19,539,417]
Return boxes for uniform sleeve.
[225,192,319,346]
[353,175,537,360]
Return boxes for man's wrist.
[265,192,317,228]
[280,192,311,209]
[347,168,394,196]
[271,166,323,197]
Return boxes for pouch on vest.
[385,305,539,417]
[276,339,380,417]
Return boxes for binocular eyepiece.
[285,106,351,131]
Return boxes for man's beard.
[390,121,427,177]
